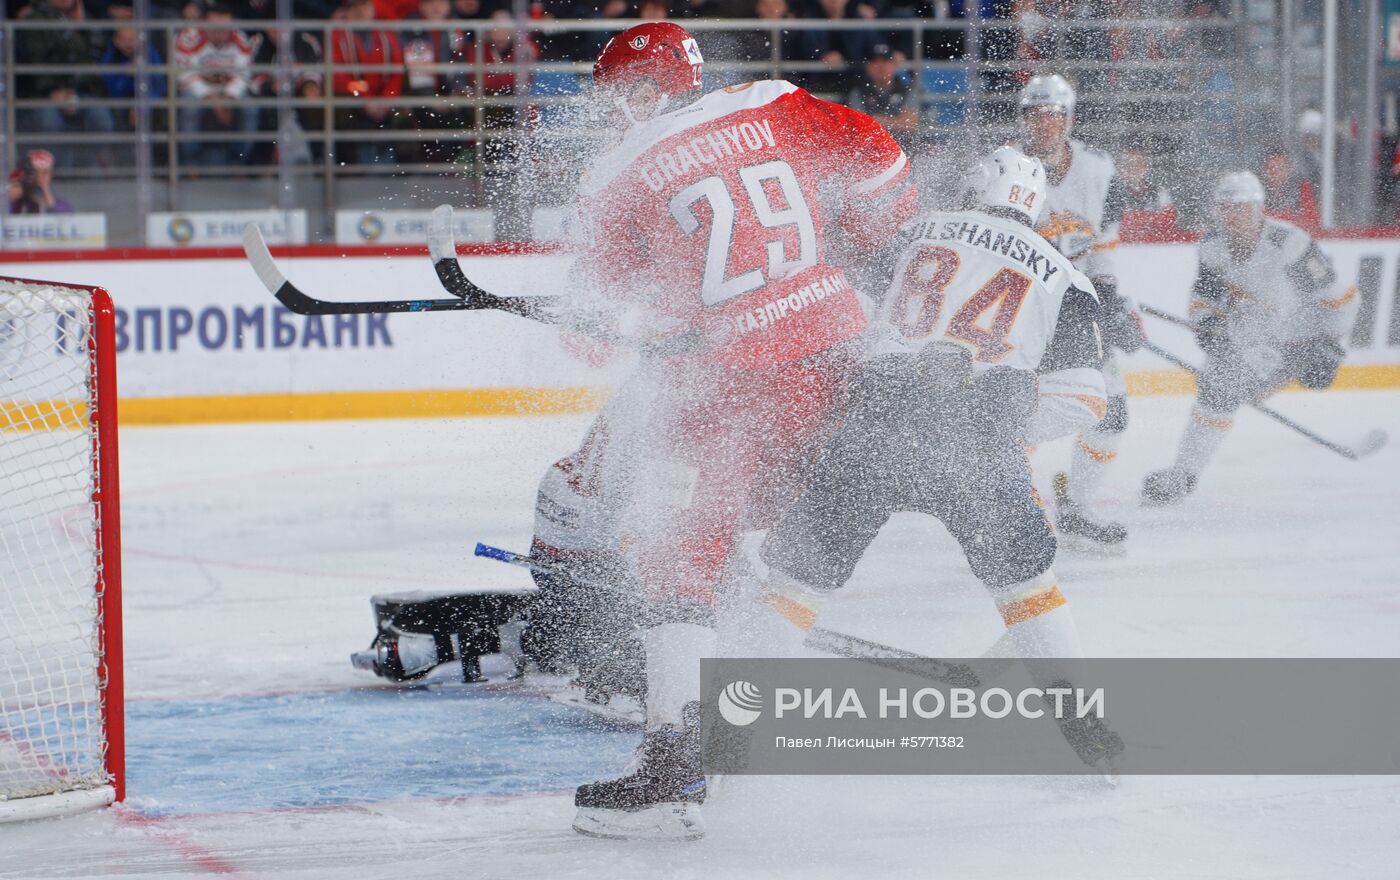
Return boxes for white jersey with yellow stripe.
[1191,217,1357,350]
[1032,138,1121,284]
[870,208,1097,375]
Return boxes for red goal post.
[0,275,123,822]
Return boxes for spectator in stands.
[795,0,881,95]
[1260,141,1321,232]
[175,2,260,167]
[247,28,328,163]
[703,0,796,86]
[640,0,671,17]
[451,0,502,19]
[374,0,420,20]
[14,0,116,169]
[885,1,962,61]
[100,26,166,129]
[1015,0,1112,95]
[580,0,635,54]
[1116,140,1180,240]
[227,0,339,18]
[101,26,167,131]
[402,0,471,162]
[8,151,76,215]
[100,26,166,166]
[463,9,538,105]
[530,1,591,63]
[848,44,918,152]
[331,0,404,165]
[464,9,539,235]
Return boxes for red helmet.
[593,22,704,97]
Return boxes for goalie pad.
[351,590,532,683]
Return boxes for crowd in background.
[0,0,1363,233]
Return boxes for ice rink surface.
[4,389,1399,879]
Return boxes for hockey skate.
[1052,472,1127,555]
[1140,467,1197,507]
[573,706,707,841]
[1046,680,1125,786]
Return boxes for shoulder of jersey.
[1197,231,1227,265]
[701,79,801,113]
[175,28,207,53]
[1261,216,1312,257]
[1070,138,1116,174]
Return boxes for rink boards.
[3,238,1399,424]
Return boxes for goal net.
[0,276,123,822]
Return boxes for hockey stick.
[241,222,565,320]
[1139,308,1387,460]
[474,542,993,688]
[426,205,564,322]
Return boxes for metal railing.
[1,11,1289,242]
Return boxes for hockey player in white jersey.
[1017,74,1145,552]
[1140,172,1357,503]
[759,147,1122,772]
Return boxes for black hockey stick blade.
[242,223,480,316]
[427,204,482,300]
[426,205,556,321]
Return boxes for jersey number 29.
[669,160,817,307]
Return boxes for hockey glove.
[1094,280,1144,353]
[1289,336,1345,390]
[1194,313,1228,358]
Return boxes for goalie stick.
[1139,306,1387,461]
[473,542,1012,689]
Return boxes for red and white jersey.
[576,80,916,371]
[174,28,257,100]
[873,208,1097,374]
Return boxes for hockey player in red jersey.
[566,21,916,841]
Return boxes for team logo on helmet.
[630,34,649,50]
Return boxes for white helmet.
[1020,73,1076,116]
[1214,171,1266,206]
[968,146,1046,224]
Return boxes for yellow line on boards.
[1126,364,1400,396]
[2,387,611,430]
[3,365,1399,429]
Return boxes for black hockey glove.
[1288,336,1345,390]
[1194,313,1228,358]
[1093,280,1144,353]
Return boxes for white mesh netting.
[0,280,111,803]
